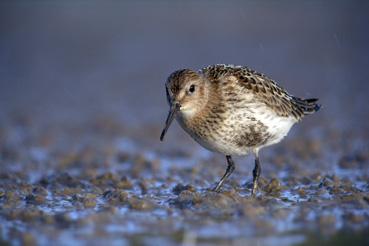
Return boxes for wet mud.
[0,116,368,246]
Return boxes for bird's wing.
[200,64,306,120]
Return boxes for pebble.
[128,197,155,211]
[264,178,282,194]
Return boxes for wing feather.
[201,64,320,120]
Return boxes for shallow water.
[1,1,369,246]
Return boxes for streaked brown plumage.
[160,64,320,195]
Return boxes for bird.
[160,64,320,195]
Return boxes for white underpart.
[252,104,297,148]
[188,103,297,156]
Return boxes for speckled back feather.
[200,64,320,120]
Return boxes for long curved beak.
[160,103,180,141]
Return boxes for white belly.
[177,105,297,156]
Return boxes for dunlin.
[160,64,320,195]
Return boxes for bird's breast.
[177,108,267,155]
[176,100,297,156]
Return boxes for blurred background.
[1,0,369,130]
[1,1,369,245]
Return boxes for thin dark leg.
[251,154,261,196]
[213,155,235,192]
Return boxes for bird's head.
[160,69,209,141]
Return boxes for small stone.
[297,188,306,197]
[310,173,322,182]
[62,188,81,196]
[319,176,333,188]
[85,193,97,199]
[115,177,133,190]
[103,190,128,204]
[56,173,82,187]
[83,198,96,208]
[25,194,46,205]
[5,191,19,202]
[32,186,48,196]
[128,197,155,211]
[180,190,201,204]
[172,183,196,195]
[138,181,148,195]
[264,178,282,194]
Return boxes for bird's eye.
[189,84,196,93]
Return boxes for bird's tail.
[292,97,321,115]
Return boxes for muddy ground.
[0,114,368,246]
[1,1,369,246]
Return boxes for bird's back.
[200,64,320,121]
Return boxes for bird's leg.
[213,155,235,192]
[251,154,261,196]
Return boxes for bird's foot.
[251,180,258,197]
[212,188,220,193]
[212,182,222,192]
